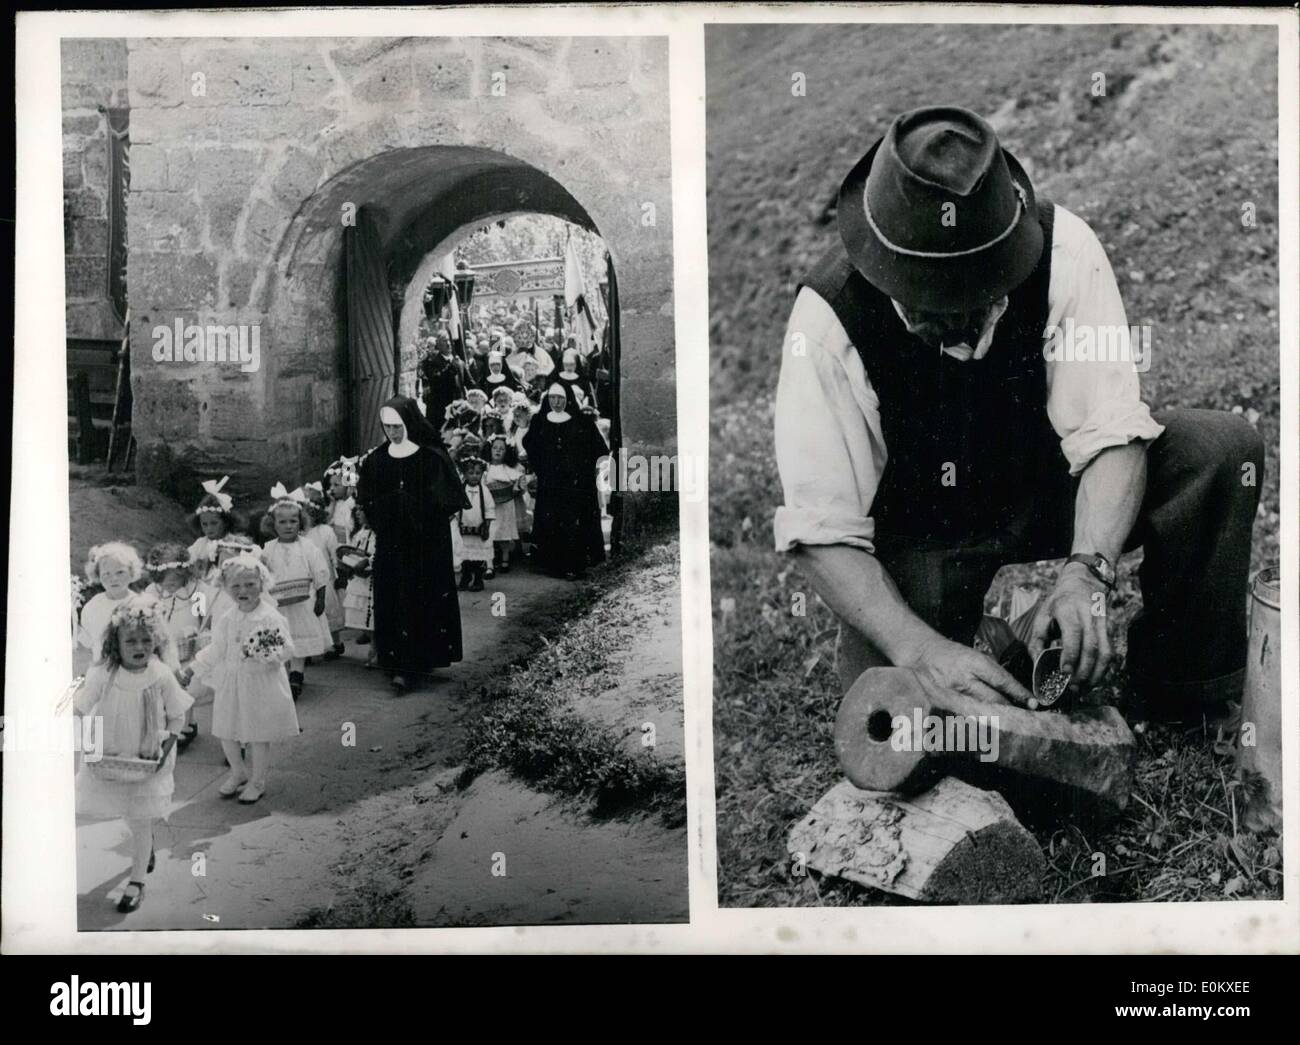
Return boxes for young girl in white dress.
[484,434,525,574]
[456,454,494,591]
[259,486,331,699]
[303,484,347,660]
[341,504,377,667]
[144,541,203,749]
[186,476,244,574]
[75,594,194,913]
[183,552,300,804]
[323,457,358,545]
[76,543,145,669]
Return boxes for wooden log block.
[835,667,1136,814]
[788,776,1045,904]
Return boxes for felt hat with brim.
[837,106,1043,312]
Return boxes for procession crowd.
[71,297,615,914]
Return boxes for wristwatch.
[1065,552,1116,590]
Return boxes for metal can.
[1237,564,1282,833]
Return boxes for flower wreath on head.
[220,549,276,589]
[325,456,360,488]
[196,476,234,514]
[269,482,308,513]
[147,559,190,574]
[107,592,166,634]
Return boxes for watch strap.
[1066,553,1115,588]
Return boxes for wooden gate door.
[345,206,397,453]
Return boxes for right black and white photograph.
[707,22,1283,906]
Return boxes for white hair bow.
[270,483,307,505]
[200,476,234,512]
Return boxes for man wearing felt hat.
[775,105,1263,721]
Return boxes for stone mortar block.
[166,148,197,190]
[62,81,124,111]
[132,375,202,442]
[349,51,417,107]
[222,258,264,310]
[634,37,669,84]
[567,38,632,89]
[130,253,219,310]
[541,86,644,126]
[328,36,418,69]
[67,215,109,256]
[181,47,292,108]
[81,143,111,193]
[129,143,169,191]
[62,152,84,191]
[65,301,125,342]
[205,196,246,253]
[131,191,204,252]
[479,46,555,98]
[488,37,565,60]
[63,114,103,137]
[61,38,128,85]
[200,386,264,441]
[394,111,462,149]
[270,146,324,206]
[193,145,262,197]
[128,46,186,108]
[64,256,109,300]
[412,54,476,105]
[243,197,290,258]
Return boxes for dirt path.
[75,558,688,931]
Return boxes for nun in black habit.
[522,383,607,578]
[356,395,469,692]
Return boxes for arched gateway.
[115,36,675,531]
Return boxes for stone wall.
[92,35,674,511]
[62,39,128,343]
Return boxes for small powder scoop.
[1029,646,1073,710]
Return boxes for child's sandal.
[116,881,145,913]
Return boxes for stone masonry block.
[128,45,186,107]
[130,253,219,310]
[567,38,632,89]
[129,144,169,191]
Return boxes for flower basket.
[337,546,371,573]
[486,479,517,505]
[269,577,312,606]
[89,752,166,783]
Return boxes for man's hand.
[1028,564,1113,690]
[904,635,1033,707]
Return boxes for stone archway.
[263,145,613,476]
[124,36,674,509]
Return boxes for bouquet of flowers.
[241,625,288,663]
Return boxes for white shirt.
[774,205,1165,554]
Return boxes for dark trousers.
[837,409,1265,714]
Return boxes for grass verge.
[459,539,687,829]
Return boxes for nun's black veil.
[382,394,443,448]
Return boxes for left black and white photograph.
[58,32,686,929]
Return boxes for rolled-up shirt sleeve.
[773,288,887,553]
[1045,207,1166,475]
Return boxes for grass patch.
[295,884,417,929]
[461,540,687,829]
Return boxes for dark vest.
[800,202,1062,545]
